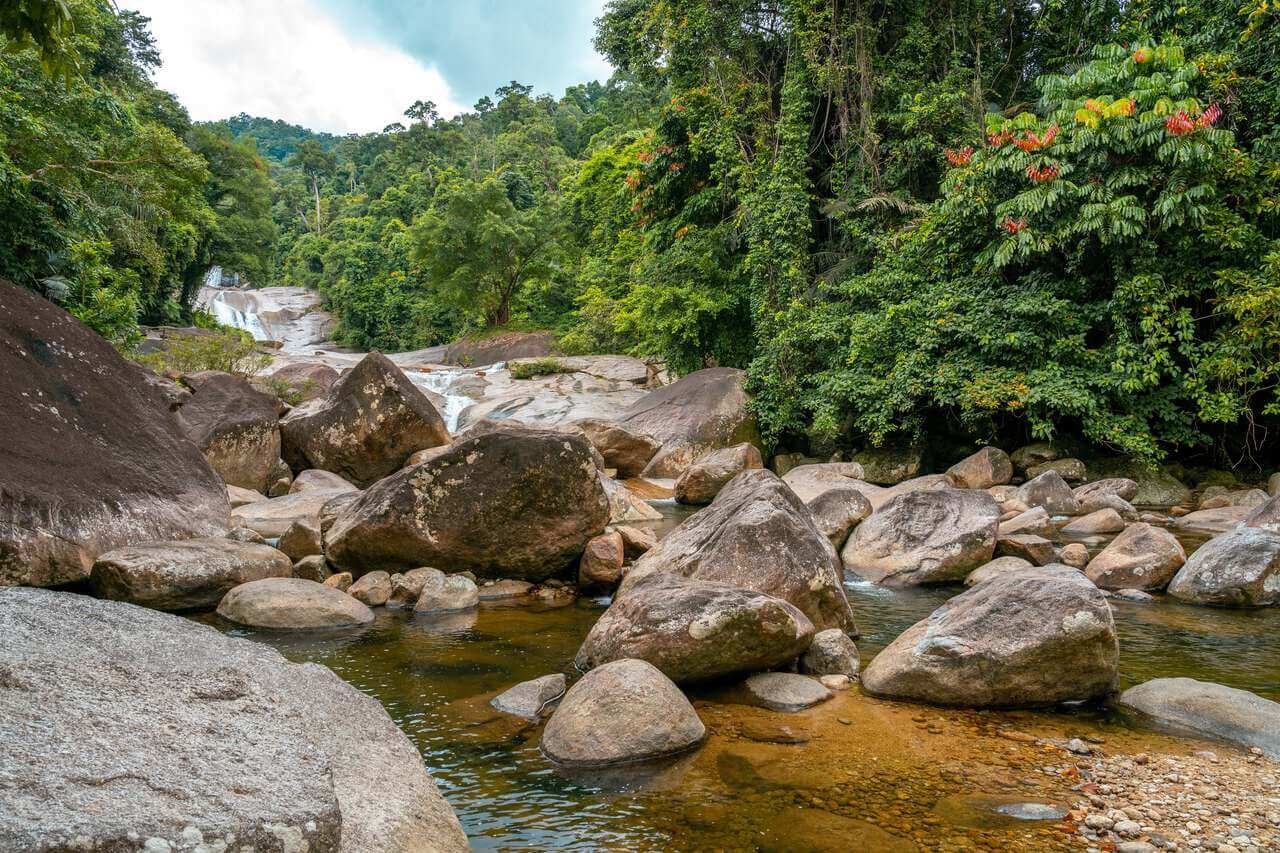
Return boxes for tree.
[287,139,336,233]
[403,99,439,125]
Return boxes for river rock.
[386,568,441,608]
[226,526,266,545]
[1166,527,1280,607]
[491,674,567,721]
[323,571,352,591]
[600,474,663,523]
[1085,523,1186,591]
[1010,442,1060,471]
[851,446,922,485]
[293,554,331,582]
[442,329,557,366]
[1243,493,1280,533]
[1087,460,1192,507]
[477,578,535,600]
[1079,493,1139,521]
[620,367,761,478]
[675,443,764,505]
[266,361,339,403]
[280,352,450,488]
[217,577,375,629]
[1061,508,1126,535]
[0,587,466,851]
[540,659,705,766]
[946,447,1013,489]
[1172,505,1252,537]
[576,573,815,683]
[614,524,657,558]
[781,462,867,502]
[1199,487,1269,510]
[743,672,833,712]
[414,573,479,613]
[175,370,282,493]
[998,506,1055,538]
[1016,471,1081,515]
[348,570,392,606]
[861,566,1118,707]
[1074,478,1139,503]
[622,470,855,632]
[0,281,230,588]
[997,534,1055,566]
[841,489,999,587]
[228,485,266,508]
[90,539,291,611]
[1025,458,1086,483]
[1059,543,1089,569]
[278,515,322,561]
[326,423,609,580]
[964,556,1034,587]
[573,418,661,478]
[290,469,358,494]
[579,530,625,588]
[1119,678,1280,759]
[805,485,872,549]
[231,488,350,538]
[800,628,860,678]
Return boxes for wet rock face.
[325,422,610,581]
[1084,523,1186,591]
[675,443,765,505]
[861,566,1119,708]
[576,573,815,684]
[1167,527,1280,607]
[540,659,705,767]
[280,352,450,488]
[841,489,1000,587]
[1119,678,1280,760]
[622,470,855,633]
[175,370,283,493]
[90,538,291,611]
[217,577,375,630]
[0,280,230,588]
[573,418,661,478]
[0,587,467,852]
[620,367,761,478]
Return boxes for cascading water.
[409,367,475,432]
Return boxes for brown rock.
[579,531,625,588]
[386,568,441,608]
[573,418,661,478]
[614,525,657,559]
[217,577,375,629]
[964,556,1034,587]
[413,573,479,613]
[90,539,291,611]
[289,469,357,494]
[348,570,392,606]
[278,516,322,562]
[780,462,867,502]
[292,554,330,583]
[1061,508,1127,535]
[805,485,872,549]
[322,571,352,591]
[1059,542,1089,569]
[1074,477,1140,504]
[998,507,1055,538]
[1085,523,1186,590]
[176,371,282,493]
[946,447,1014,489]
[997,534,1056,565]
[675,443,764,505]
[231,489,351,539]
[265,361,338,403]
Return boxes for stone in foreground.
[491,673,567,721]
[576,573,815,683]
[861,566,1118,708]
[800,628,860,679]
[540,659,705,766]
[743,672,833,712]
[90,538,291,611]
[217,577,375,629]
[0,587,466,851]
[1085,523,1186,591]
[1119,678,1280,760]
[675,442,764,505]
[1166,527,1280,607]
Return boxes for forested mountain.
[2,0,1278,466]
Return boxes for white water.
[407,367,475,433]
[206,290,273,341]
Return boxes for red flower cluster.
[1026,163,1059,183]
[945,146,974,166]
[987,130,1014,147]
[1133,48,1151,63]
[1165,104,1222,135]
[1001,216,1028,234]
[1013,123,1059,152]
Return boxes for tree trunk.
[311,174,322,233]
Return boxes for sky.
[127,0,613,135]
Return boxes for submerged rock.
[90,538,291,612]
[861,566,1118,707]
[742,672,833,712]
[0,587,466,851]
[175,370,282,493]
[946,447,1013,490]
[217,577,375,629]
[675,443,764,505]
[1167,527,1280,607]
[1119,677,1280,760]
[540,659,705,766]
[1085,523,1186,591]
[491,673,567,721]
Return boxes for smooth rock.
[946,447,1013,489]
[348,570,392,607]
[90,539,292,611]
[579,530,625,588]
[477,578,535,601]
[217,577,375,629]
[414,573,479,613]
[290,469,358,494]
[1119,677,1280,759]
[1199,486,1269,510]
[278,515,322,561]
[675,442,764,505]
[387,568,442,608]
[614,525,657,559]
[573,418,661,478]
[1173,505,1253,537]
[1079,492,1140,521]
[1085,523,1186,591]
[292,554,330,582]
[1016,471,1081,515]
[231,488,350,539]
[1074,477,1140,503]
[1059,543,1089,569]
[805,485,872,549]
[997,533,1056,565]
[1167,527,1280,606]
[228,485,267,508]
[1061,508,1126,535]
[491,673,567,720]
[743,672,833,712]
[175,370,282,493]
[800,628,860,679]
[964,556,1034,587]
[1025,458,1086,483]
[998,506,1055,538]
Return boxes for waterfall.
[409,367,475,432]
[204,289,273,341]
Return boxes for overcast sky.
[126,0,612,135]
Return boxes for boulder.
[572,418,661,478]
[614,525,657,559]
[996,534,1055,565]
[323,571,352,591]
[805,485,872,549]
[841,489,999,587]
[946,447,1013,489]
[386,568,440,608]
[326,423,609,580]
[540,659,705,766]
[1166,527,1280,607]
[477,578,535,601]
[1173,506,1252,537]
[1010,442,1060,471]
[231,488,350,539]
[348,570,392,606]
[90,539,291,611]
[1119,678,1280,760]
[575,574,815,683]
[771,452,818,477]
[1016,471,1080,515]
[579,531,625,588]
[800,628,860,679]
[1199,487,1269,510]
[675,443,764,505]
[280,352,450,488]
[1243,493,1280,533]
[1059,543,1089,569]
[1084,523,1186,591]
[0,587,466,852]
[290,469,358,494]
[861,566,1118,707]
[228,485,266,508]
[998,506,1055,538]
[1269,472,1280,497]
[226,526,266,545]
[1025,458,1086,483]
[267,457,293,496]
[1061,508,1126,536]
[781,462,866,502]
[293,554,331,583]
[742,672,833,712]
[278,516,322,561]
[964,556,1033,587]
[175,371,282,493]
[622,470,854,632]
[1073,478,1139,503]
[442,330,556,367]
[1079,493,1139,521]
[265,361,339,403]
[620,368,761,478]
[217,577,375,630]
[1086,460,1192,507]
[0,280,229,588]
[600,474,664,522]
[491,674,567,721]
[413,573,479,613]
[851,446,922,485]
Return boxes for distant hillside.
[217,113,344,162]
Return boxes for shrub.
[133,329,270,379]
[510,357,569,380]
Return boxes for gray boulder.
[946,447,1013,489]
[1025,458,1086,483]
[1199,486,1269,510]
[91,538,291,612]
[742,672,833,712]
[1016,471,1080,515]
[861,566,1118,707]
[217,577,375,630]
[841,488,999,587]
[675,442,764,505]
[491,674,567,721]
[231,488,351,539]
[176,370,282,493]
[805,485,872,549]
[1167,527,1280,607]
[414,573,479,613]
[800,628,860,679]
[572,418,661,478]
[1085,523,1186,591]
[540,659,705,766]
[1074,478,1139,503]
[1119,678,1280,759]
[0,587,466,851]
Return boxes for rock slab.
[90,538,291,611]
[1119,677,1280,760]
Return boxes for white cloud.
[129,0,463,134]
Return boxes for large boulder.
[1119,678,1280,760]
[265,361,339,403]
[805,485,872,549]
[175,371,282,493]
[620,367,761,478]
[0,281,229,588]
[1173,506,1253,537]
[217,577,375,629]
[851,446,922,485]
[675,443,764,505]
[0,587,466,851]
[1060,508,1126,536]
[861,566,1118,707]
[575,573,815,683]
[621,470,855,632]
[841,489,999,587]
[1016,471,1080,515]
[280,352,450,488]
[326,422,610,581]
[572,418,660,478]
[441,329,556,366]
[1084,523,1186,591]
[90,538,291,611]
[540,659,705,766]
[946,447,1013,489]
[1074,478,1139,503]
[1087,460,1192,507]
[1167,527,1280,607]
[781,462,867,502]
